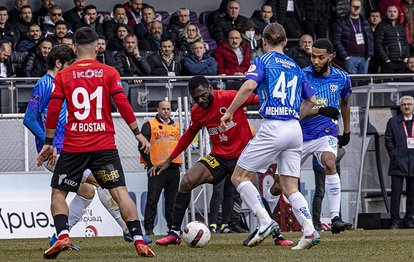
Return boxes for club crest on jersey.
[219,107,227,114]
[330,84,338,93]
[247,64,256,72]
[117,80,122,86]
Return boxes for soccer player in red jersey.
[37,27,154,259]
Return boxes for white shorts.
[237,119,302,178]
[301,135,338,168]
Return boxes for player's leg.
[156,161,214,246]
[91,150,154,257]
[69,182,95,231]
[209,179,225,233]
[318,136,351,234]
[44,152,89,259]
[265,174,282,213]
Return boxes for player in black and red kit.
[150,75,292,247]
[37,27,154,259]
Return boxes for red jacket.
[123,1,148,26]
[214,41,251,75]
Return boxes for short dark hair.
[0,6,7,12]
[20,5,32,13]
[74,27,98,46]
[188,75,209,91]
[113,4,125,13]
[54,20,67,28]
[46,44,76,70]
[83,4,97,14]
[313,38,334,54]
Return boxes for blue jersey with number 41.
[245,51,314,120]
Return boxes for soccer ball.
[182,221,211,248]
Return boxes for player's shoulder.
[330,66,350,80]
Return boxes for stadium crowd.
[2,0,414,82]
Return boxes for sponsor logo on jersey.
[247,64,257,72]
[72,69,103,79]
[275,58,296,68]
[207,121,236,135]
[95,169,120,183]
[330,84,338,93]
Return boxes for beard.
[312,62,329,76]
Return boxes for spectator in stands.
[401,0,414,51]
[333,0,374,74]
[107,24,131,52]
[182,40,217,75]
[251,4,274,34]
[96,35,115,66]
[407,55,414,72]
[8,0,28,25]
[73,4,104,36]
[285,34,313,68]
[63,0,86,28]
[176,22,206,53]
[15,22,42,52]
[139,20,165,53]
[241,19,262,62]
[61,34,75,52]
[34,0,54,26]
[147,38,183,76]
[364,0,380,18]
[267,0,305,39]
[303,0,330,39]
[214,29,250,75]
[13,5,33,42]
[20,38,52,77]
[42,5,64,38]
[385,95,414,229]
[48,20,70,45]
[168,8,191,43]
[375,5,409,73]
[369,9,382,32]
[211,0,249,43]
[0,6,18,47]
[134,5,156,39]
[0,42,13,77]
[114,34,150,83]
[124,0,148,26]
[104,4,129,40]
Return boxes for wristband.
[44,137,54,145]
[132,127,141,136]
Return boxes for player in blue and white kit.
[23,44,150,247]
[300,39,352,234]
[221,23,320,249]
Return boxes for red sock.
[58,233,69,240]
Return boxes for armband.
[132,127,141,136]
[44,137,54,145]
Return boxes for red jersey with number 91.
[47,59,128,152]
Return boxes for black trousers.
[144,166,180,231]
[209,174,234,225]
[304,20,328,40]
[390,175,414,223]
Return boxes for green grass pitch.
[0,229,413,261]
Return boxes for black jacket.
[211,13,248,43]
[19,50,47,77]
[63,7,82,28]
[285,45,311,68]
[114,49,151,76]
[146,51,183,76]
[333,16,375,60]
[374,20,409,63]
[96,50,116,67]
[385,113,414,177]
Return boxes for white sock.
[325,174,341,219]
[237,181,272,226]
[68,194,93,230]
[133,235,143,242]
[288,192,314,235]
[264,188,280,213]
[97,187,129,233]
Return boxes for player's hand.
[220,112,233,131]
[36,145,55,166]
[338,131,351,148]
[148,161,170,176]
[318,106,340,120]
[136,134,150,154]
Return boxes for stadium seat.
[199,11,213,27]
[157,11,170,26]
[199,24,217,51]
[189,11,198,24]
[10,51,28,77]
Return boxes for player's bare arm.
[36,128,57,166]
[221,79,257,130]
[299,96,317,119]
[129,121,151,154]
